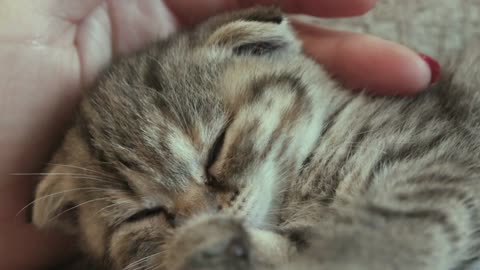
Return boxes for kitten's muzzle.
[173,183,240,226]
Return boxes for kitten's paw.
[281,226,421,270]
[168,215,252,270]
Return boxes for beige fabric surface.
[304,0,480,62]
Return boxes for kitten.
[32,6,480,270]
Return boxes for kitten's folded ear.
[32,164,79,234]
[205,6,301,56]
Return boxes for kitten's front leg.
[164,215,291,270]
[279,201,463,270]
[277,162,480,270]
[279,219,422,270]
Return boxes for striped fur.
[32,7,480,270]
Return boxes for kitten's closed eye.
[125,207,175,226]
[206,129,227,189]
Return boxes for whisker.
[123,251,164,270]
[139,251,168,270]
[47,197,109,222]
[47,163,118,180]
[148,257,169,270]
[94,200,131,216]
[12,172,115,183]
[11,172,122,187]
[16,187,112,217]
[11,172,99,177]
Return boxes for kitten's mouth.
[220,205,268,230]
[245,214,267,229]
[239,198,276,230]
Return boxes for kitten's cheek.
[109,221,170,269]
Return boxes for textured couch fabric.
[303,0,480,63]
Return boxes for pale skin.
[0,0,436,269]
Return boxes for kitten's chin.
[239,171,288,230]
[245,214,266,229]
[243,206,272,230]
[242,193,280,230]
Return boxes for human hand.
[0,0,439,269]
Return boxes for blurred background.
[303,0,480,63]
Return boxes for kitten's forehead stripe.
[76,111,96,155]
[249,74,307,103]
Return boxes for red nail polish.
[418,53,441,84]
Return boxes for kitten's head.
[32,6,336,269]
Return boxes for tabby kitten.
[32,6,480,270]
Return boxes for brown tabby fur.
[32,6,480,270]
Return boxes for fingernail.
[418,53,441,84]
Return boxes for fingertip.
[342,36,433,95]
[297,26,433,95]
[360,38,434,95]
[418,53,441,85]
[400,50,434,94]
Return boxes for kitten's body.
[33,7,480,270]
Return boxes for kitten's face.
[33,7,336,269]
